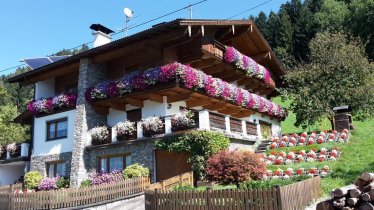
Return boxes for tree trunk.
[330,118,335,131]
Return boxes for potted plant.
[171,109,196,131]
[91,126,110,145]
[115,121,136,141]
[141,116,164,137]
[6,143,20,158]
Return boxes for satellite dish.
[124,8,133,18]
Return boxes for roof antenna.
[188,4,192,19]
[124,8,134,37]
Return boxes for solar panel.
[23,58,52,70]
[49,55,70,62]
[23,55,71,70]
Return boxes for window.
[46,161,66,177]
[126,109,142,122]
[47,118,68,141]
[259,120,272,139]
[98,154,131,173]
[65,84,78,95]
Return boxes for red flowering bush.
[205,150,267,186]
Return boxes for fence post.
[206,187,212,210]
[179,174,183,187]
[8,184,13,210]
[275,185,283,210]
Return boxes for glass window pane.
[125,155,132,168]
[48,123,56,139]
[100,158,107,173]
[57,163,66,177]
[48,164,55,177]
[109,157,123,172]
[56,121,68,138]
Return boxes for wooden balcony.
[86,110,259,148]
[179,40,276,95]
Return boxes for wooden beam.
[203,102,226,110]
[148,94,164,103]
[231,110,252,118]
[111,102,127,111]
[203,65,224,75]
[251,52,270,62]
[190,58,217,69]
[224,74,244,82]
[179,52,205,64]
[126,98,144,107]
[186,98,211,107]
[167,92,193,103]
[93,106,109,115]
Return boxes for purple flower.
[39,177,58,191]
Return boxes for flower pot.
[171,123,197,132]
[91,137,111,145]
[143,129,165,138]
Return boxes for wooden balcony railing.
[0,143,30,161]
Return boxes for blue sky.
[0,0,286,75]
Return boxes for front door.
[260,121,272,139]
[155,150,192,182]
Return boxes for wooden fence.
[146,171,194,191]
[0,184,22,194]
[145,176,321,210]
[0,177,149,210]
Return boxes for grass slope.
[275,97,374,195]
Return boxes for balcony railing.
[87,110,260,146]
[0,143,30,161]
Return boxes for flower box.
[27,93,77,115]
[142,117,165,138]
[91,126,111,145]
[171,110,198,132]
[115,121,137,141]
[6,143,21,158]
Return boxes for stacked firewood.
[317,172,374,210]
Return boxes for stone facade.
[30,152,72,177]
[85,140,155,181]
[70,58,107,187]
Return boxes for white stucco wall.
[33,110,76,156]
[107,109,126,127]
[35,78,55,99]
[246,113,282,137]
[0,164,26,186]
[142,100,167,118]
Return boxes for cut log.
[362,193,371,202]
[364,183,374,192]
[369,189,374,199]
[355,178,371,189]
[343,207,354,210]
[347,197,359,207]
[350,188,362,198]
[334,184,357,197]
[359,202,374,210]
[316,200,336,210]
[361,172,374,182]
[333,197,346,209]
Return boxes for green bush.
[24,171,43,190]
[80,179,92,188]
[56,177,70,189]
[122,163,149,179]
[239,175,311,189]
[155,130,230,181]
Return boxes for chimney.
[90,24,114,47]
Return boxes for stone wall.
[70,58,107,187]
[30,152,72,176]
[84,140,155,180]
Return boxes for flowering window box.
[91,126,112,145]
[142,117,165,138]
[171,110,198,132]
[6,143,21,158]
[115,121,137,141]
[27,93,77,116]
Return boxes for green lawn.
[274,97,374,195]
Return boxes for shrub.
[239,175,310,189]
[56,177,70,189]
[205,150,267,187]
[24,171,43,190]
[115,121,136,136]
[122,163,150,179]
[38,177,58,191]
[155,130,230,181]
[91,126,109,142]
[80,179,92,188]
[89,170,124,185]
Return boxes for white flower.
[91,126,109,142]
[141,117,164,135]
[306,157,315,162]
[115,121,136,136]
[285,159,293,164]
[6,143,17,153]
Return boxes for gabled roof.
[8,19,285,84]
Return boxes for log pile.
[317,172,374,210]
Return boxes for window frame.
[46,117,68,141]
[97,153,131,173]
[46,160,65,177]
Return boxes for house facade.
[9,19,286,187]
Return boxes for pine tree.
[254,11,269,41]
[266,11,280,48]
[274,8,294,68]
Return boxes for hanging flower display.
[90,126,110,144]
[27,93,77,115]
[224,46,272,86]
[141,117,164,137]
[171,109,196,131]
[115,121,136,140]
[84,62,287,119]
